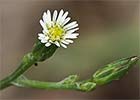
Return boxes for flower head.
[38,10,79,48]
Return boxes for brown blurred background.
[0,0,140,99]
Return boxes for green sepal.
[32,39,58,62]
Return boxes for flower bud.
[78,82,96,92]
[93,56,139,85]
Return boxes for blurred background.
[0,0,140,99]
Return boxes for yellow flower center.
[48,25,64,42]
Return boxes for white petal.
[53,10,58,22]
[40,20,46,29]
[40,20,49,33]
[63,21,77,29]
[42,12,51,28]
[60,43,67,48]
[38,36,48,42]
[73,33,79,36]
[45,42,51,47]
[65,39,73,43]
[43,11,51,28]
[65,24,78,31]
[54,41,60,47]
[49,39,53,43]
[43,12,48,23]
[62,11,68,20]
[62,17,71,26]
[38,36,44,40]
[46,10,52,27]
[59,11,68,25]
[42,29,49,34]
[66,28,79,34]
[65,33,79,39]
[61,40,70,45]
[56,9,64,24]
[47,10,51,21]
[38,33,45,38]
[41,38,48,43]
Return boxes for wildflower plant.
[0,10,139,91]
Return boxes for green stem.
[12,79,79,90]
[12,75,96,91]
[0,53,37,90]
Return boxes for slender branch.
[11,75,96,92]
[11,56,139,92]
[12,79,81,90]
[0,55,139,91]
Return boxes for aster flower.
[38,10,79,48]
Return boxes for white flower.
[38,10,79,48]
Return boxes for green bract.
[32,40,58,62]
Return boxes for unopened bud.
[93,56,139,85]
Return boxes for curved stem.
[12,80,79,90]
[11,76,96,92]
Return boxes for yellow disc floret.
[48,24,64,42]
